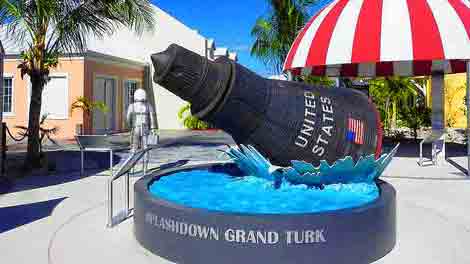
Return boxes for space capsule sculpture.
[151,44,383,169]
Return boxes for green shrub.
[71,96,108,115]
[177,104,212,130]
[400,104,431,142]
[301,75,335,87]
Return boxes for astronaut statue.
[126,88,157,170]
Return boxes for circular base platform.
[134,162,396,264]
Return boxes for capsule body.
[151,44,382,166]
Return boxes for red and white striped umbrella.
[283,0,470,77]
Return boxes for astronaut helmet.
[133,89,147,102]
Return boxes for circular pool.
[134,162,396,264]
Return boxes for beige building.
[83,5,237,130]
[1,4,237,139]
[3,52,146,138]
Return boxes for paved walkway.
[1,133,469,264]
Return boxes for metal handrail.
[74,134,151,227]
[75,134,130,177]
[107,147,152,227]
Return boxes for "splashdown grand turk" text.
[145,212,326,245]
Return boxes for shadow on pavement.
[158,131,234,147]
[446,158,469,175]
[0,197,67,233]
[0,178,13,195]
[4,150,123,173]
[150,159,190,172]
[7,173,88,195]
[48,151,123,172]
[3,151,123,195]
[163,142,228,148]
[383,140,467,159]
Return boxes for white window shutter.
[41,76,68,119]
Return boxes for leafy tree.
[400,100,431,142]
[251,0,317,74]
[0,0,155,168]
[71,96,108,115]
[301,75,335,87]
[369,77,419,130]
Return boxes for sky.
[152,0,332,77]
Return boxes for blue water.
[149,170,379,214]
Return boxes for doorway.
[93,76,117,134]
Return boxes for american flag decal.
[347,118,364,145]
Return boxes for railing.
[1,122,27,178]
[74,133,153,227]
[107,147,152,227]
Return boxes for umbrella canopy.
[284,0,470,77]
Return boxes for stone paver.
[1,134,469,264]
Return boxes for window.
[3,77,13,114]
[124,80,139,111]
[41,75,68,119]
[123,80,139,128]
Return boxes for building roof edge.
[4,50,147,69]
[85,50,147,68]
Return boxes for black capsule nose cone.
[151,52,173,83]
[149,43,233,120]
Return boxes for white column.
[466,61,470,176]
[431,73,446,165]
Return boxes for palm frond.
[1,0,155,57]
[15,125,29,137]
[40,126,58,135]
[0,0,34,47]
[251,0,317,74]
[48,0,154,54]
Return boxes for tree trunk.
[391,101,397,128]
[385,99,390,131]
[25,74,44,169]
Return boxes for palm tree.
[251,0,317,74]
[0,0,155,168]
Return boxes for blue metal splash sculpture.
[224,145,284,183]
[225,144,399,186]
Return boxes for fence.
[0,122,35,177]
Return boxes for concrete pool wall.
[134,162,396,264]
